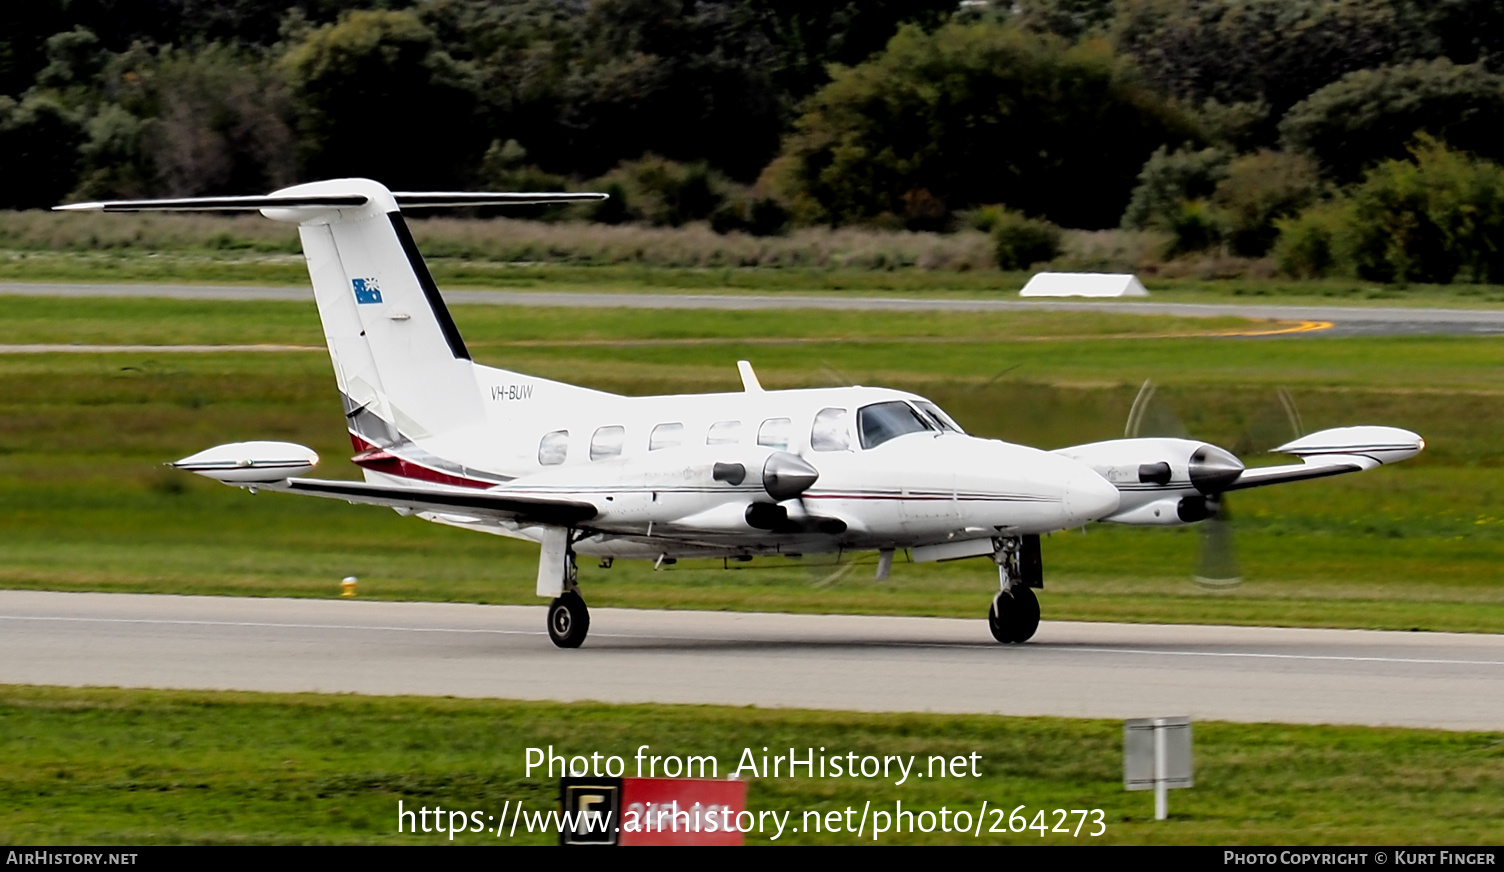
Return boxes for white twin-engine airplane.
[59,179,1425,648]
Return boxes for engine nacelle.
[1055,437,1243,494]
[1103,495,1217,526]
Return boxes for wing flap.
[1222,459,1367,491]
[281,478,597,526]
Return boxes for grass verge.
[1,686,1500,845]
[5,251,1504,308]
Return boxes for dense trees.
[2,0,1503,281]
[283,10,478,188]
[1280,60,1504,183]
[766,24,1194,229]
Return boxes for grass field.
[3,285,1502,848]
[1,686,1500,845]
[2,295,1502,633]
[9,250,1504,309]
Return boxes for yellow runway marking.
[483,319,1337,347]
[1211,320,1334,338]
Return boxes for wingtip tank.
[171,441,318,484]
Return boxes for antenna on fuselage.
[737,360,764,393]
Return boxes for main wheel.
[988,586,1040,644]
[547,591,590,648]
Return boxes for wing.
[1224,426,1424,492]
[275,477,598,527]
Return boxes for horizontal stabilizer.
[393,192,607,207]
[55,195,370,212]
[282,477,597,527]
[56,191,606,213]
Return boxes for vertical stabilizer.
[54,177,611,453]
[263,179,486,444]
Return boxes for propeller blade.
[1194,496,1242,588]
[1125,379,1189,438]
[819,364,855,387]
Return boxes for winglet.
[737,360,763,393]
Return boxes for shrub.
[992,210,1062,270]
[1211,150,1322,257]
[959,205,1009,233]
[1272,202,1348,278]
[1164,199,1220,256]
[709,195,790,237]
[1273,138,1504,283]
[1344,139,1504,283]
[1120,146,1228,231]
[587,156,728,227]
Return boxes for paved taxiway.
[3,281,1504,336]
[4,590,1502,731]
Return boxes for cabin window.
[810,408,851,452]
[757,417,792,451]
[538,430,569,465]
[590,425,626,460]
[914,400,965,433]
[857,401,932,449]
[649,422,683,451]
[707,420,742,445]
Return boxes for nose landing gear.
[988,586,1040,644]
[989,535,1042,643]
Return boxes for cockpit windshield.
[857,401,933,449]
[914,400,964,434]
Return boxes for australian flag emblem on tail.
[352,277,382,304]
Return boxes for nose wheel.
[989,536,1041,643]
[548,591,590,648]
[988,586,1040,643]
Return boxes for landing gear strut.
[546,539,590,648]
[989,536,1041,643]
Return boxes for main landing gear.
[989,535,1042,644]
[546,538,590,649]
[548,590,589,648]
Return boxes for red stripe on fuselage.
[348,434,493,489]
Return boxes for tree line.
[3,0,1503,280]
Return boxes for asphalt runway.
[4,590,1502,731]
[4,281,1504,337]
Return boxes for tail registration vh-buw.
[58,179,1424,647]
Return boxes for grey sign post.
[1124,717,1192,820]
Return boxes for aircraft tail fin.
[59,180,606,450]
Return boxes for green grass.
[0,294,1261,346]
[1,686,1500,845]
[7,249,1504,307]
[2,296,1503,632]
